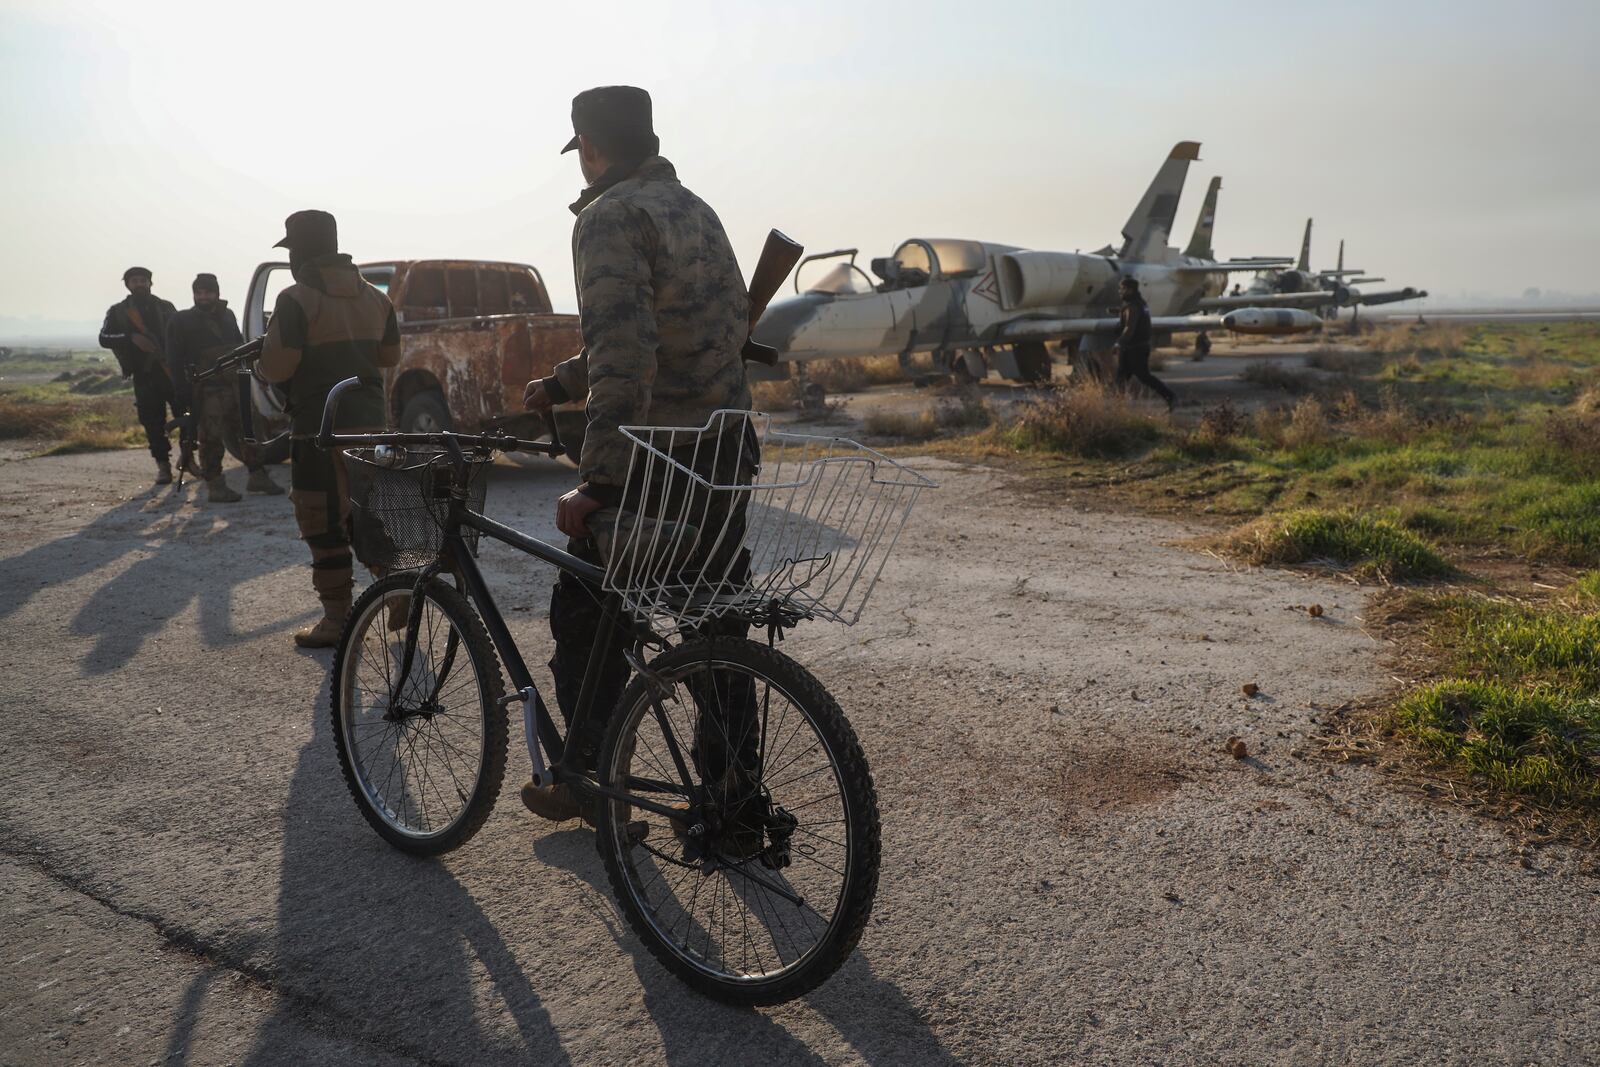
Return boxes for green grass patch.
[1387,586,1600,811]
[985,323,1600,567]
[1393,680,1600,807]
[1220,508,1456,581]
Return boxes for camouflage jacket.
[548,156,750,491]
[165,301,242,411]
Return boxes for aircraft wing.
[1198,291,1336,311]
[1174,259,1293,274]
[999,315,1227,341]
[1351,287,1428,307]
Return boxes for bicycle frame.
[330,427,701,826]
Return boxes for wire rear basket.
[600,410,936,635]
[344,446,491,571]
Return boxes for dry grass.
[997,381,1161,458]
[1240,360,1317,393]
[751,378,802,412]
[863,388,994,441]
[0,388,144,452]
[1305,346,1381,375]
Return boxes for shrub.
[1283,397,1332,450]
[1220,508,1455,581]
[1392,680,1599,807]
[998,382,1161,458]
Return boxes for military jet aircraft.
[1200,218,1427,317]
[752,142,1320,383]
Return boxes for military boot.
[294,600,351,649]
[205,477,243,504]
[246,468,285,495]
[155,459,173,485]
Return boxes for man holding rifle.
[165,273,284,503]
[98,267,182,485]
[520,85,763,822]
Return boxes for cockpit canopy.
[801,238,1010,296]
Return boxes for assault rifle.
[742,229,803,367]
[165,414,200,490]
[191,336,265,382]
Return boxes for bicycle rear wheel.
[330,574,507,855]
[595,637,880,1005]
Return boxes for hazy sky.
[3,0,1597,329]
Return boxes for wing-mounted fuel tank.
[994,252,1117,311]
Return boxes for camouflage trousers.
[290,437,372,611]
[194,379,265,481]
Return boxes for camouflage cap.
[273,209,338,254]
[122,266,152,282]
[562,85,657,155]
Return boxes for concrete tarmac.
[2,447,1596,1065]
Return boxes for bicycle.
[312,377,935,1005]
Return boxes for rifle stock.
[741,229,803,366]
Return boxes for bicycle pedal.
[624,819,649,846]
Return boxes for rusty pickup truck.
[242,258,584,450]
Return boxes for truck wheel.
[400,390,452,434]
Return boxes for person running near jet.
[1113,276,1176,411]
[165,273,284,504]
[258,211,401,648]
[520,85,758,824]
[98,267,185,485]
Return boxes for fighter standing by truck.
[258,210,401,647]
[165,273,284,503]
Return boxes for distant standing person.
[164,273,284,503]
[1114,276,1175,411]
[98,267,183,484]
[258,210,401,647]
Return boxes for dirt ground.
[3,433,1598,1065]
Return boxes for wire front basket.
[600,410,936,635]
[344,446,491,572]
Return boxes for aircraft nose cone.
[752,295,819,354]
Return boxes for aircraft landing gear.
[1192,332,1212,361]
[1014,341,1053,384]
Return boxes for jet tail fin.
[1120,141,1201,262]
[1182,176,1221,259]
[1297,219,1313,272]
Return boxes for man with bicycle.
[522,85,756,822]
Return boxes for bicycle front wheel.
[330,574,507,855]
[595,637,880,1005]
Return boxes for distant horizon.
[10,290,1600,349]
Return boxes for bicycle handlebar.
[316,376,567,458]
